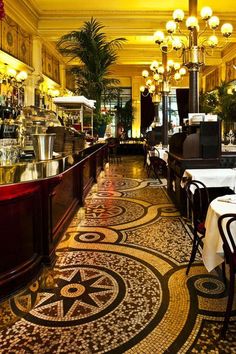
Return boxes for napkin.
[217,195,236,204]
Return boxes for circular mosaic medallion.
[100,179,140,190]
[83,199,145,226]
[17,250,162,354]
[75,232,105,242]
[22,264,125,326]
[194,277,225,295]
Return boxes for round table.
[202,194,236,272]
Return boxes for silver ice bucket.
[32,133,56,160]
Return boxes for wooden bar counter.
[0,143,107,300]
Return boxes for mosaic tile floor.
[0,155,236,353]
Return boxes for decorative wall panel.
[205,68,220,92]
[66,69,75,91]
[42,45,60,84]
[18,28,32,65]
[0,15,32,67]
[226,58,236,83]
[1,16,18,58]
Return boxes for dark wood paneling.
[0,144,106,300]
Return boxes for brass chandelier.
[153,6,233,69]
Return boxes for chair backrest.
[218,213,236,266]
[185,179,210,232]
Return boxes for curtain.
[176,88,189,126]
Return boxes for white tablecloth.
[202,195,236,272]
[182,168,236,193]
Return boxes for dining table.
[182,168,236,193]
[202,194,236,272]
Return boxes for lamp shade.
[173,9,184,22]
[200,7,212,20]
[221,23,233,37]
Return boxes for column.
[162,51,169,146]
[188,0,199,113]
[132,76,142,138]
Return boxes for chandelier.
[140,59,187,98]
[153,6,233,69]
[140,59,186,128]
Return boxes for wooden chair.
[106,138,121,163]
[218,213,236,338]
[185,180,210,275]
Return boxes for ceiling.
[6,0,236,73]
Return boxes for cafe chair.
[148,156,167,180]
[185,180,210,275]
[218,213,236,338]
[106,137,121,163]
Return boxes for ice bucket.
[32,133,56,160]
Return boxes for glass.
[0,139,20,166]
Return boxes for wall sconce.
[0,63,28,86]
[47,88,60,98]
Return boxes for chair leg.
[220,267,235,338]
[222,261,227,286]
[186,233,199,275]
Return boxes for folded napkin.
[218,195,236,204]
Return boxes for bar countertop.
[0,143,105,186]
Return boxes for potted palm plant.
[200,81,236,137]
[57,18,126,135]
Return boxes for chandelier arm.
[204,47,215,57]
[198,22,208,39]
[176,27,189,42]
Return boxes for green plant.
[57,18,126,130]
[200,81,236,131]
[116,99,134,137]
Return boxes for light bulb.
[18,71,28,81]
[146,79,152,86]
[158,66,165,74]
[186,16,198,30]
[200,6,213,20]
[172,37,182,50]
[53,89,60,97]
[221,23,233,37]
[7,67,17,77]
[208,35,218,48]
[154,31,165,44]
[173,9,184,22]
[174,72,181,81]
[150,61,159,71]
[179,67,187,76]
[174,63,180,70]
[142,70,149,78]
[166,20,176,33]
[153,73,160,81]
[149,85,155,93]
[140,86,145,92]
[167,59,174,67]
[208,16,220,30]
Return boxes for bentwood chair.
[107,137,121,163]
[218,213,236,338]
[185,180,210,275]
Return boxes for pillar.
[132,76,142,138]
